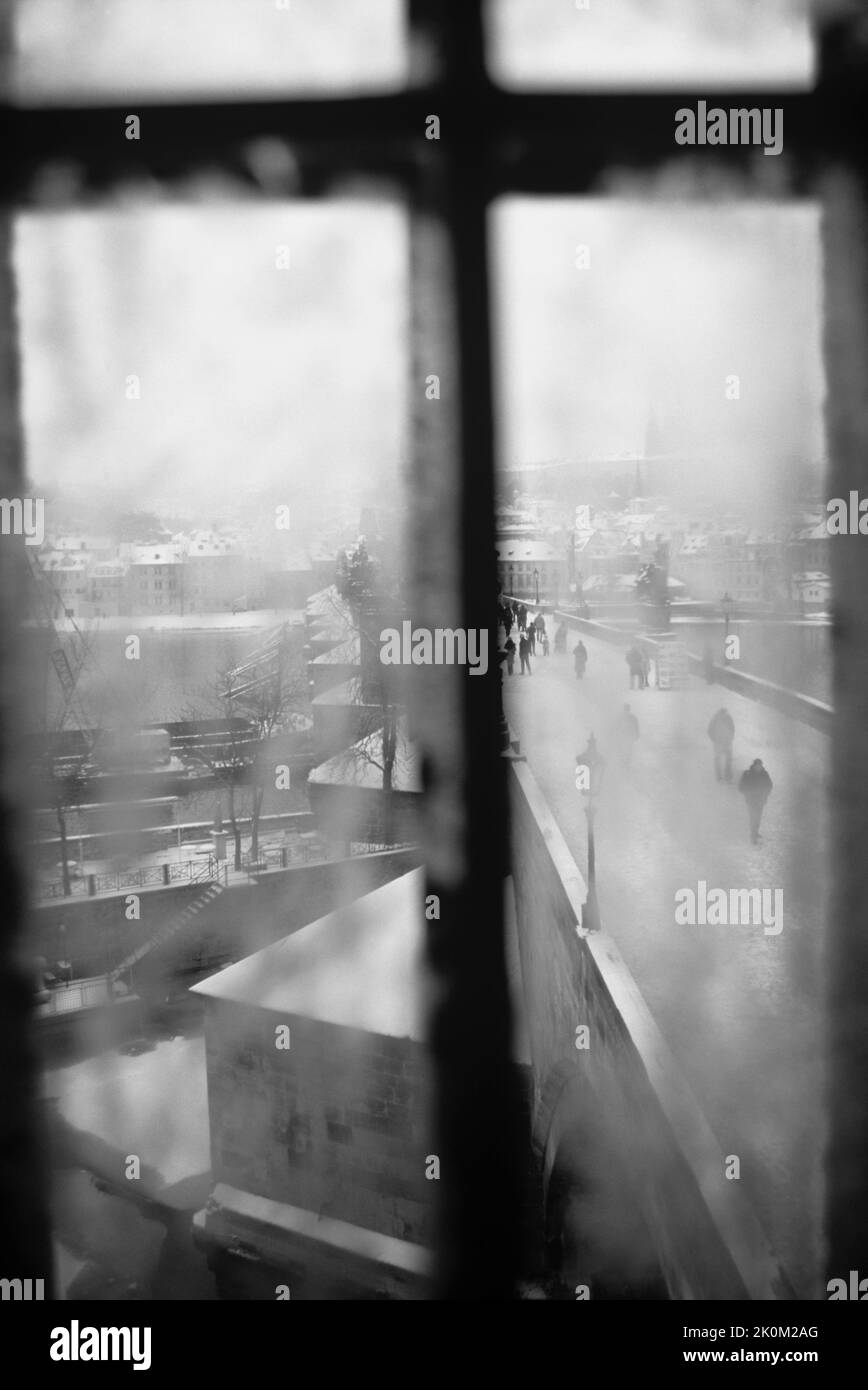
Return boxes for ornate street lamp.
[533,566,540,605]
[575,734,606,933]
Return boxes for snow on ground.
[505,629,828,1297]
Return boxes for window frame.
[1,0,867,1300]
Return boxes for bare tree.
[330,549,410,846]
[183,633,307,868]
[346,687,404,846]
[181,662,260,872]
[181,682,256,872]
[27,558,104,895]
[233,651,307,863]
[33,744,90,897]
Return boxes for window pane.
[16,200,406,516]
[9,0,406,104]
[486,0,815,90]
[492,194,828,1295]
[14,196,416,1299]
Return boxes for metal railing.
[243,841,321,874]
[33,811,317,863]
[37,976,113,1017]
[38,855,225,900]
[242,838,416,878]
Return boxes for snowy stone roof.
[308,717,421,792]
[191,869,428,1037]
[306,586,349,620]
[191,868,530,1064]
[130,545,183,566]
[495,540,562,562]
[309,633,361,666]
[310,676,366,707]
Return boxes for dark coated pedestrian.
[739,758,773,844]
[626,645,646,689]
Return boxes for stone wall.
[34,848,420,980]
[552,609,832,732]
[203,1002,435,1246]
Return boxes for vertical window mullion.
[407,0,524,1298]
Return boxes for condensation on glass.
[485,0,816,91]
[8,0,407,103]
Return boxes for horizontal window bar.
[3,85,868,208]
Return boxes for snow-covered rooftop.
[192,869,428,1037]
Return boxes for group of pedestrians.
[580,697,772,843]
[503,631,534,676]
[499,602,773,846]
[499,598,585,682]
[707,706,773,843]
[500,600,549,675]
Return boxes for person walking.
[626,645,645,689]
[518,604,527,633]
[738,758,773,844]
[554,621,567,654]
[519,632,532,675]
[504,635,516,675]
[573,639,587,680]
[528,620,536,655]
[707,707,735,782]
[615,703,640,766]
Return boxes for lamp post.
[721,591,733,663]
[497,647,510,753]
[533,567,540,605]
[575,734,606,932]
[508,563,514,599]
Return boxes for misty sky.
[15,203,408,509]
[489,0,814,89]
[10,0,813,100]
[491,198,825,508]
[11,0,826,519]
[15,197,826,518]
[11,0,406,102]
